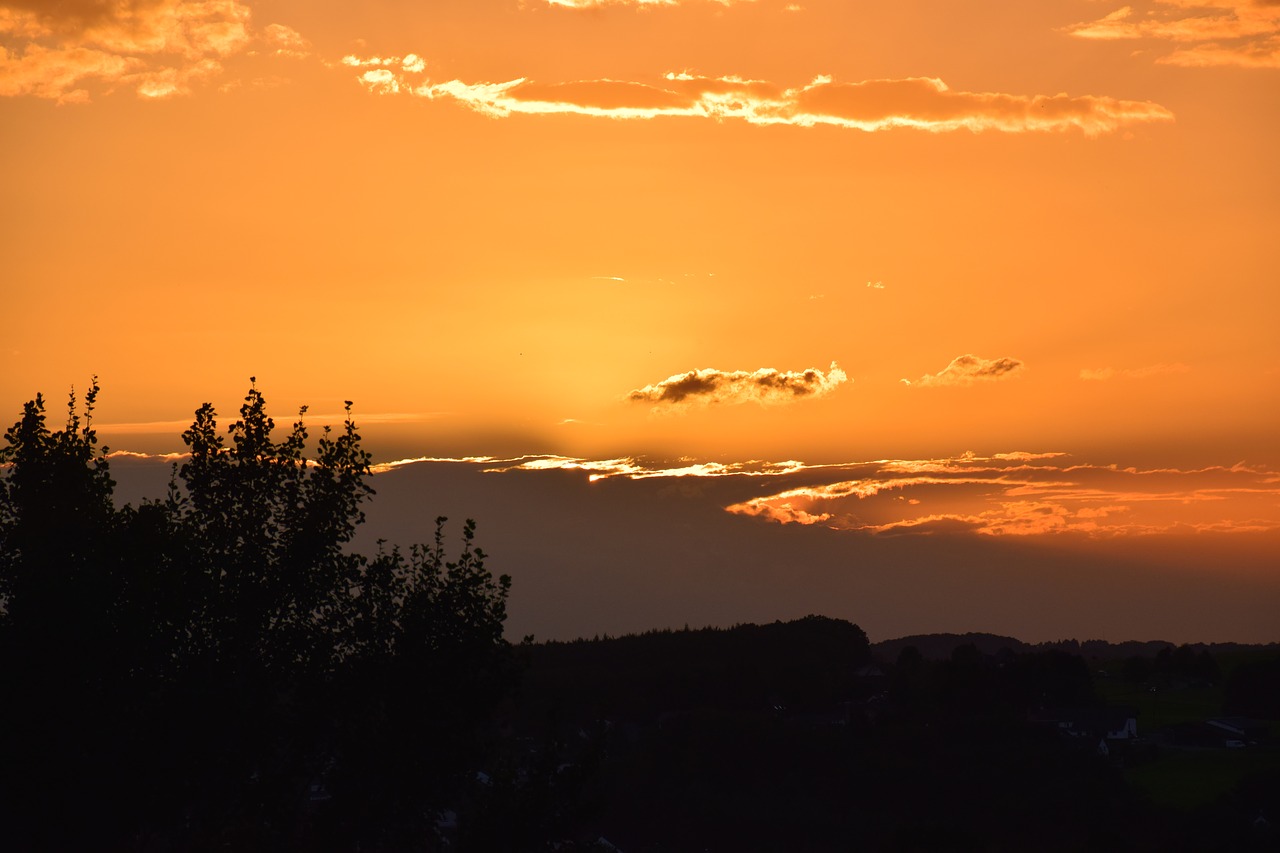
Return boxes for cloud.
[0,0,309,102]
[346,64,1175,135]
[993,451,1069,462]
[721,452,1280,537]
[905,354,1024,387]
[402,450,1280,539]
[0,41,136,101]
[1079,362,1190,381]
[1163,33,1280,66]
[261,23,309,59]
[1067,1,1280,68]
[628,361,848,408]
[541,0,752,6]
[341,53,422,72]
[484,455,812,481]
[106,449,188,461]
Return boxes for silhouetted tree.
[0,380,116,649]
[0,379,133,841]
[0,380,513,850]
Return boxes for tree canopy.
[0,379,512,849]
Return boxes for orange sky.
[3,0,1279,593]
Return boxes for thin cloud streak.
[484,456,815,481]
[106,449,188,462]
[349,64,1175,135]
[904,354,1024,387]
[723,454,1280,538]
[628,361,847,408]
[1163,34,1280,66]
[1067,1,1280,68]
[542,0,752,7]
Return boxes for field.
[1094,678,1221,730]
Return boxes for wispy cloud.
[1067,1,1280,68]
[541,0,753,7]
[723,454,1280,537]
[904,354,1024,387]
[483,455,813,481]
[1079,362,1190,381]
[374,451,1280,538]
[1161,34,1280,66]
[367,454,516,475]
[106,449,188,462]
[0,0,309,102]
[371,454,808,479]
[347,63,1175,135]
[261,22,309,59]
[628,362,848,408]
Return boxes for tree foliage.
[0,379,512,849]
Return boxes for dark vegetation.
[2,380,1277,851]
[515,629,1279,852]
[0,381,511,849]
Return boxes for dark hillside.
[873,631,1026,660]
[517,615,871,729]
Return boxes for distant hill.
[874,634,1279,662]
[873,632,1027,661]
[1068,639,1176,659]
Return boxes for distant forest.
[2,381,1277,851]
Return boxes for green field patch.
[1126,749,1278,809]
[1096,680,1221,730]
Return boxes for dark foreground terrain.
[493,620,1280,852]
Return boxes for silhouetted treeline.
[0,381,513,850]
[874,633,1276,666]
[519,616,872,726]
[873,631,1028,661]
[507,625,1131,851]
[503,624,1279,851]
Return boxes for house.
[1207,717,1270,745]
[1036,706,1139,741]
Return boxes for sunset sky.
[4,0,1278,641]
